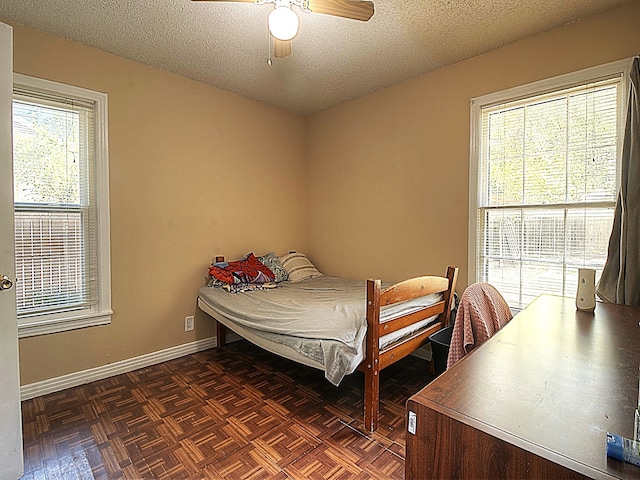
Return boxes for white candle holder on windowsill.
[576,268,596,312]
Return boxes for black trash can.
[429,325,453,376]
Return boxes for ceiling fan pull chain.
[267,18,273,65]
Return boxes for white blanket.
[198,275,441,385]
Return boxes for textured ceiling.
[0,0,632,115]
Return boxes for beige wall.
[8,0,640,385]
[305,0,640,287]
[10,24,308,385]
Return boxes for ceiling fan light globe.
[268,6,299,41]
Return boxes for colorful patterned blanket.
[208,252,275,289]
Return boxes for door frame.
[0,20,24,480]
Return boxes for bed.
[197,253,458,432]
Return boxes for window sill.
[18,310,113,338]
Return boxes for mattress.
[198,275,441,385]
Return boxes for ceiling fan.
[192,0,375,59]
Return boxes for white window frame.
[13,74,111,338]
[469,58,633,310]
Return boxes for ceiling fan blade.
[273,38,292,58]
[307,0,374,21]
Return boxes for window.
[12,74,111,337]
[469,60,632,312]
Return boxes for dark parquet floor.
[20,340,435,479]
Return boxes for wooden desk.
[406,295,640,479]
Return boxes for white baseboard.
[21,331,423,401]
[20,336,228,401]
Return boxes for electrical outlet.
[185,315,194,332]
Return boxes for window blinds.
[477,79,619,310]
[13,89,98,318]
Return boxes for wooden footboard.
[359,266,459,432]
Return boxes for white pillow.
[280,252,322,283]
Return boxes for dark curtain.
[597,57,640,306]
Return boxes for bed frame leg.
[364,278,381,432]
[364,365,380,432]
[216,322,226,348]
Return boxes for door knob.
[1,275,13,290]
